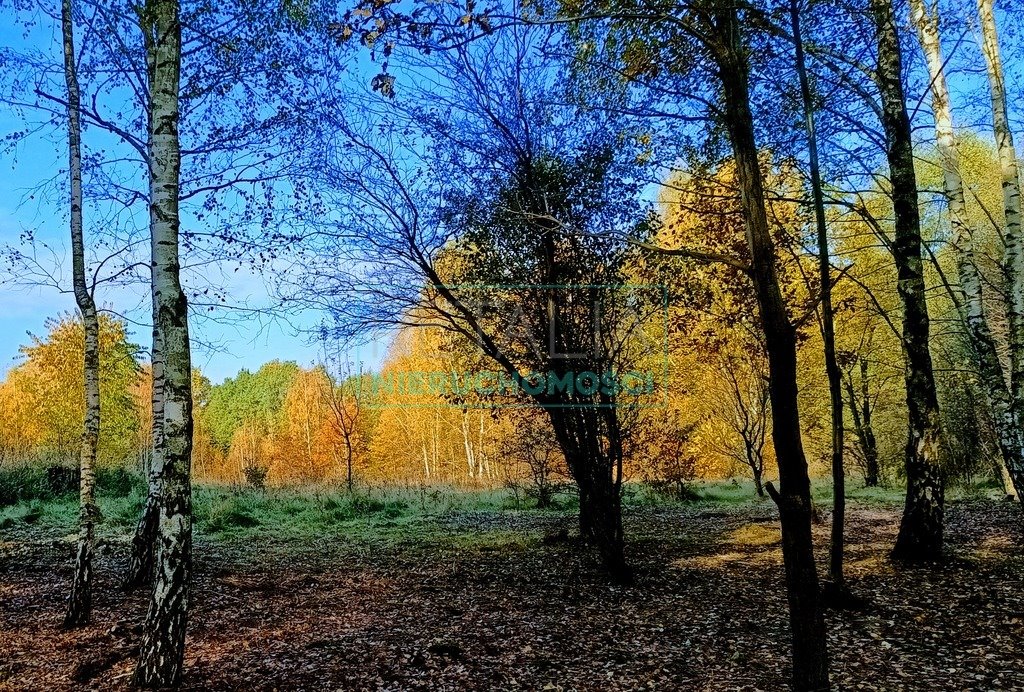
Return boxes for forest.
[0,0,1023,689]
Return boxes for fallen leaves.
[0,500,1022,690]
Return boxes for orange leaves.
[0,313,140,466]
[269,369,339,484]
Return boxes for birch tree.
[976,0,1024,491]
[132,0,194,685]
[909,0,1024,500]
[60,0,101,629]
[124,316,164,588]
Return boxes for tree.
[271,368,336,484]
[0,0,329,589]
[283,24,655,583]
[839,348,881,486]
[439,152,647,583]
[227,420,274,485]
[320,359,365,492]
[869,0,945,562]
[499,408,567,508]
[708,6,829,683]
[703,348,772,497]
[60,0,101,628]
[3,315,141,466]
[132,0,193,685]
[789,0,848,598]
[975,0,1024,498]
[908,0,1024,501]
[205,361,300,450]
[495,0,832,681]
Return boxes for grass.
[0,474,545,546]
[0,466,1009,547]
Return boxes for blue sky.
[0,8,343,383]
[0,133,329,383]
[1,1,1020,384]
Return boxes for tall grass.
[0,465,143,506]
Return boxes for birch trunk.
[712,5,829,687]
[124,331,162,589]
[978,0,1023,390]
[61,0,100,629]
[977,0,1024,493]
[133,0,193,686]
[911,0,1024,499]
[869,0,945,562]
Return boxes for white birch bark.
[911,0,1024,498]
[61,0,100,628]
[978,0,1024,410]
[133,0,193,686]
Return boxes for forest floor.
[1,485,1023,690]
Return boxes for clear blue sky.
[1,2,1019,384]
[0,10,341,384]
[0,133,329,383]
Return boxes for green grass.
[0,471,1009,547]
[0,465,145,507]
[627,476,1004,509]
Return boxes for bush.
[648,478,700,502]
[108,493,147,527]
[46,466,80,495]
[0,499,45,529]
[0,465,143,507]
[242,465,269,490]
[201,496,262,533]
[321,493,407,521]
[96,468,143,497]
[0,467,50,506]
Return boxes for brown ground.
[1,500,1023,691]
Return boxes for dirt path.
[1,501,1022,690]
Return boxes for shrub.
[96,468,142,497]
[242,465,269,490]
[0,467,50,506]
[0,500,46,528]
[0,465,144,507]
[321,493,407,521]
[202,496,262,533]
[648,478,700,502]
[46,466,80,495]
[108,492,147,527]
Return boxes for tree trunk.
[345,436,354,492]
[133,0,193,687]
[978,0,1024,401]
[850,358,880,487]
[548,403,630,584]
[124,351,163,589]
[790,0,846,591]
[61,0,100,629]
[124,482,160,589]
[870,0,945,562]
[712,6,829,688]
[911,0,1024,499]
[977,0,1024,496]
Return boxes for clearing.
[1,485,1022,690]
